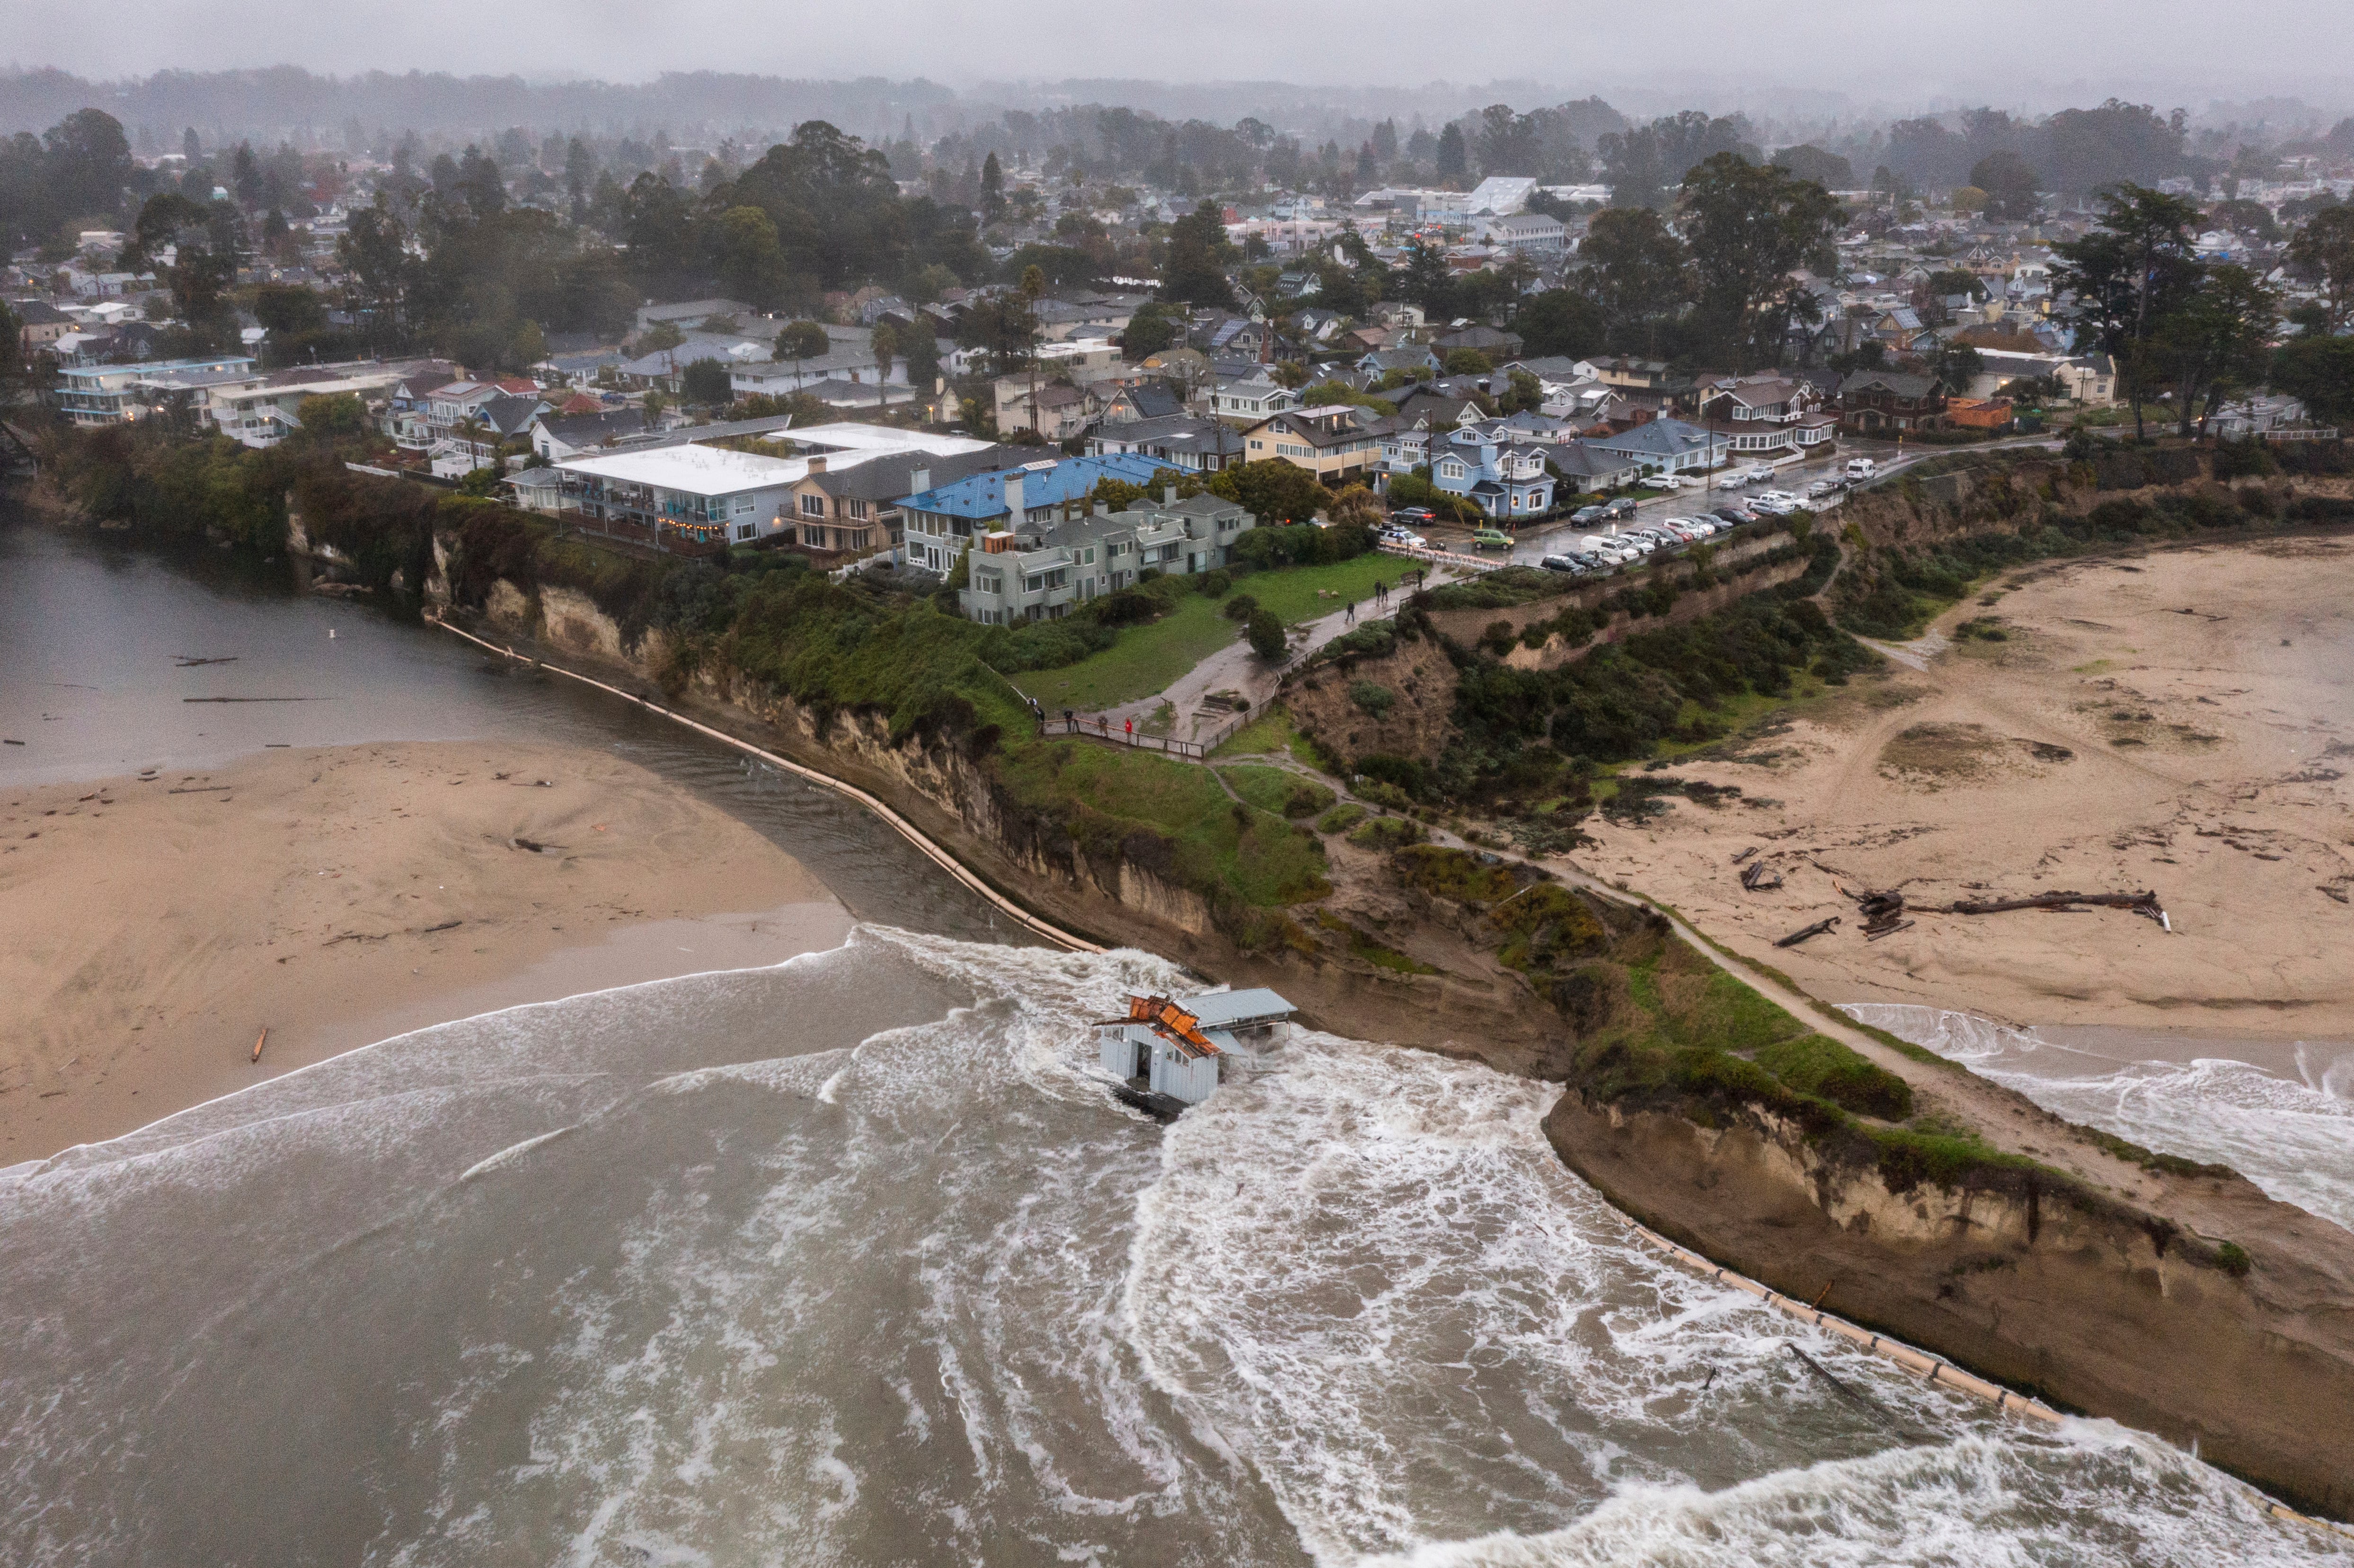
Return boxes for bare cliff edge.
[1543,1094,2354,1519]
[449,573,2353,1521]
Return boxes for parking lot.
[1394,438,1920,573]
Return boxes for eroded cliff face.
[1543,1093,2354,1519]
[464,576,1216,947]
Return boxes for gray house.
[957,484,1257,625]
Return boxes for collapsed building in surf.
[1096,989,1297,1114]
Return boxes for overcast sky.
[18,0,2354,114]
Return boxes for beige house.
[1237,406,1379,483]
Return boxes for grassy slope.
[1017,555,1412,714]
[995,739,1331,907]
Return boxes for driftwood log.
[1775,916,1840,947]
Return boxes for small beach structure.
[1096,987,1297,1115]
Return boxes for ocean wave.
[1841,1004,2354,1233]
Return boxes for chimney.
[909,464,929,495]
[807,454,826,474]
[1002,472,1025,524]
[1161,482,1175,506]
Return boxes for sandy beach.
[1574,534,2354,1039]
[0,739,852,1163]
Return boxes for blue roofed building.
[897,453,1258,625]
[898,454,1169,573]
[1582,416,1730,477]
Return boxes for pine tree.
[1436,123,1469,185]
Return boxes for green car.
[1472,528,1514,551]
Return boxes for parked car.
[1571,504,1610,526]
[1805,477,1846,499]
[1639,472,1684,490]
[1656,520,1702,542]
[1540,554,1588,574]
[1845,458,1877,480]
[1598,497,1639,521]
[1580,536,1638,563]
[1390,506,1436,522]
[1735,463,1775,484]
[1471,528,1515,551]
[1712,505,1754,524]
[1380,526,1427,548]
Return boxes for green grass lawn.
[1018,596,1237,713]
[1015,556,1418,715]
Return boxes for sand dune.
[0,740,849,1162]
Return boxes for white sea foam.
[7,933,2346,1565]
[1842,1004,2354,1232]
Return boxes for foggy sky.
[17,0,2354,116]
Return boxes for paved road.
[1407,433,2061,571]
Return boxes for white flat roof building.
[786,423,994,457]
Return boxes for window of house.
[800,493,824,516]
[733,495,754,516]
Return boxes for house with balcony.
[1237,405,1379,484]
[956,486,1259,625]
[50,354,255,426]
[1693,374,1837,458]
[1086,413,1245,473]
[899,454,1170,579]
[1429,420,1556,520]
[1212,367,1300,422]
[784,445,1014,562]
[553,442,804,553]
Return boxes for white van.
[1845,457,1877,480]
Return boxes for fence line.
[434,619,1102,953]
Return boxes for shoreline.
[1573,536,2354,1041]
[0,738,852,1161]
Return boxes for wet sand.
[0,740,852,1162]
[1574,535,2354,1043]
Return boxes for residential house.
[50,354,255,426]
[1694,374,1838,457]
[1099,380,1187,424]
[1355,344,1442,380]
[1473,212,1568,253]
[431,391,551,477]
[785,445,1016,560]
[377,362,464,449]
[1837,370,1949,433]
[530,407,650,462]
[205,362,413,449]
[1544,439,1640,493]
[728,331,901,399]
[1583,416,1732,476]
[995,380,1103,441]
[555,442,805,551]
[1086,413,1245,473]
[1434,324,1524,360]
[898,454,1170,579]
[957,485,1259,625]
[1429,420,1556,520]
[1238,405,1380,483]
[634,298,758,332]
[12,299,73,351]
[503,465,566,513]
[1212,367,1301,422]
[1388,388,1486,432]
